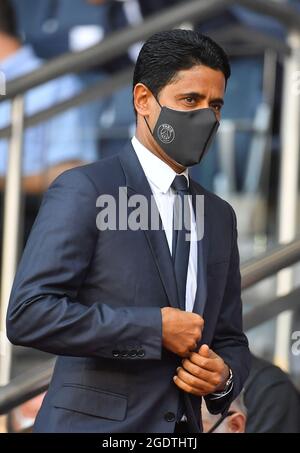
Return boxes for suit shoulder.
[191,179,235,219]
[68,153,122,180]
[50,154,124,193]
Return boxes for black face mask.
[145,98,220,167]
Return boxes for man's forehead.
[167,65,226,92]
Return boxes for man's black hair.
[133,29,231,102]
[0,0,18,38]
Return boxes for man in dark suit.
[6,29,250,433]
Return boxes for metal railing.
[0,67,134,140]
[0,359,55,416]
[1,0,299,106]
[241,239,300,289]
[0,0,234,103]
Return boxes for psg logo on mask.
[157,123,175,144]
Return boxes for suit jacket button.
[121,350,128,358]
[112,350,120,357]
[164,412,176,422]
[137,350,145,358]
[129,350,137,357]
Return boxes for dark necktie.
[171,175,191,311]
[171,175,192,423]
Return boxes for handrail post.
[274,31,300,372]
[0,95,24,387]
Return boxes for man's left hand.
[173,344,230,397]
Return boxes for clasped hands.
[161,307,229,397]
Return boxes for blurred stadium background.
[0,0,300,433]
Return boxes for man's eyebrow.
[177,91,205,99]
[210,97,224,106]
[177,92,224,105]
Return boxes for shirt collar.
[131,136,189,194]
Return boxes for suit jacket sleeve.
[6,169,162,360]
[205,206,251,414]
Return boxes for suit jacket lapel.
[118,144,180,310]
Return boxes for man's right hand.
[161,307,204,357]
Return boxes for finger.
[173,376,210,397]
[198,344,210,357]
[176,367,215,393]
[199,344,219,359]
[198,344,219,360]
[188,352,223,372]
[177,366,215,392]
[181,359,220,385]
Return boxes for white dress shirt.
[132,136,197,312]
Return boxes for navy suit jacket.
[7,144,250,433]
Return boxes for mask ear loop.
[144,116,153,136]
[143,94,162,135]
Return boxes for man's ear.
[133,83,153,117]
[227,412,246,433]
